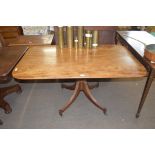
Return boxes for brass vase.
[85,30,92,48]
[58,26,64,48]
[74,36,78,49]
[92,30,99,48]
[78,26,83,48]
[67,26,73,48]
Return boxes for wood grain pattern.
[6,35,53,46]
[0,46,28,78]
[12,45,147,80]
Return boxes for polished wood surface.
[0,46,28,114]
[117,31,155,68]
[13,45,147,80]
[0,46,28,78]
[6,35,53,46]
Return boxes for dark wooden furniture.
[12,45,147,116]
[0,26,23,39]
[116,31,155,118]
[0,46,28,114]
[5,35,54,46]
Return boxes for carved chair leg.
[59,81,80,116]
[83,81,107,114]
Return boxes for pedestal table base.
[59,80,107,116]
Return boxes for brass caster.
[136,113,140,118]
[103,109,107,115]
[59,110,63,117]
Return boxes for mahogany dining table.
[12,45,147,116]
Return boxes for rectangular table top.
[117,31,155,68]
[12,45,147,80]
[6,35,53,46]
[0,46,28,78]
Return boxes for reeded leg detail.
[59,80,106,116]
